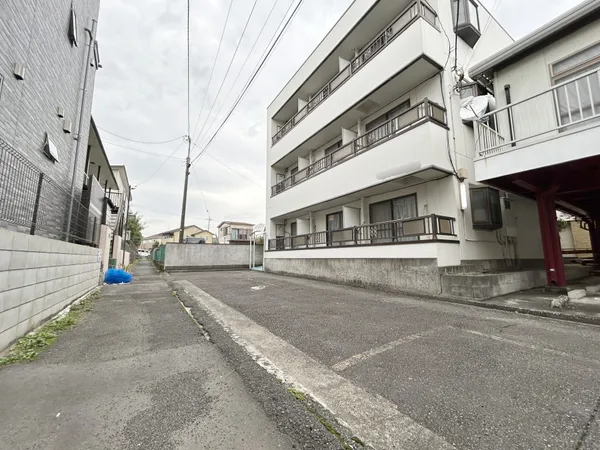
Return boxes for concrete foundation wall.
[164,243,263,271]
[265,258,441,296]
[0,230,101,351]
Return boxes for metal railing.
[271,0,438,146]
[271,99,447,196]
[0,137,104,246]
[475,66,600,158]
[267,214,456,250]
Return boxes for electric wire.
[190,0,306,165]
[194,0,284,149]
[98,127,184,144]
[192,0,260,145]
[134,141,185,187]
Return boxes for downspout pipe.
[65,19,98,240]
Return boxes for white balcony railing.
[267,215,457,251]
[475,67,600,158]
[271,99,447,197]
[271,0,438,146]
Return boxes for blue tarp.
[104,268,133,284]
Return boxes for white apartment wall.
[268,0,381,116]
[267,18,446,166]
[493,21,600,108]
[472,20,600,180]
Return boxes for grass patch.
[288,387,305,401]
[351,436,365,447]
[289,386,355,449]
[0,295,94,368]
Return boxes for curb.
[431,295,600,327]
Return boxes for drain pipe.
[65,19,98,240]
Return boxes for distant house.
[217,221,254,244]
[143,225,216,248]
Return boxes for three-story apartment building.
[469,0,600,288]
[264,0,549,296]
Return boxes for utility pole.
[122,185,133,267]
[178,135,192,243]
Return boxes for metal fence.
[268,215,457,250]
[0,137,101,246]
[152,245,165,263]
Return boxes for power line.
[192,142,264,188]
[191,0,306,165]
[192,0,260,146]
[135,141,185,187]
[190,0,235,140]
[194,0,284,149]
[98,127,183,144]
[103,139,186,159]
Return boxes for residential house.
[0,0,119,351]
[264,0,551,296]
[469,0,600,287]
[217,221,254,244]
[144,225,215,247]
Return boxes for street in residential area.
[173,270,600,450]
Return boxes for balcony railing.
[267,214,456,250]
[271,0,438,146]
[271,99,447,196]
[475,67,600,158]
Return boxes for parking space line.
[461,329,600,367]
[175,280,456,450]
[331,327,451,372]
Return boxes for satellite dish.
[253,223,266,234]
[460,95,489,123]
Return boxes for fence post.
[423,97,430,119]
[30,173,44,235]
[430,214,438,240]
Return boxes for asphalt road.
[175,270,600,450]
[0,261,297,450]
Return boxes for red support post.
[536,192,566,287]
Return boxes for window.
[451,0,481,47]
[369,194,418,242]
[290,222,297,236]
[68,6,79,46]
[470,187,502,230]
[366,100,411,132]
[551,42,600,127]
[326,212,343,246]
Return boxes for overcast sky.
[93,0,584,237]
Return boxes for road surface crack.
[575,393,600,449]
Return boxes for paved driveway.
[0,261,295,450]
[175,270,600,450]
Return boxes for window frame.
[368,194,418,242]
[550,40,600,83]
[549,41,600,128]
[0,74,4,101]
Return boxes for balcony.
[267,214,456,251]
[271,99,446,197]
[474,67,600,182]
[271,1,439,147]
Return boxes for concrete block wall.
[164,243,263,271]
[265,258,442,296]
[0,229,100,351]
